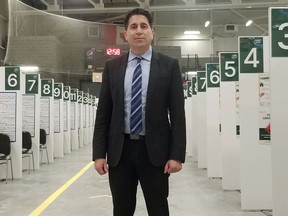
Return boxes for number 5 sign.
[219,52,239,82]
[271,8,288,57]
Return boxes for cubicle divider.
[186,79,193,157]
[219,52,240,190]
[53,83,64,158]
[191,76,198,162]
[70,88,79,150]
[0,66,23,179]
[269,7,288,216]
[206,63,222,178]
[196,71,207,169]
[22,71,40,170]
[78,91,84,148]
[238,36,272,210]
[63,86,71,154]
[83,93,89,146]
[40,79,54,163]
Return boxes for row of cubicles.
[0,66,98,180]
[184,7,288,216]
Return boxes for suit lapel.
[118,53,129,116]
[146,51,160,110]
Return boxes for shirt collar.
[128,46,152,62]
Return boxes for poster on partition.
[54,100,60,133]
[64,101,68,131]
[236,82,240,136]
[259,74,271,144]
[40,98,50,135]
[22,95,35,137]
[70,103,76,130]
[0,92,17,142]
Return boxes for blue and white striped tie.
[130,57,143,134]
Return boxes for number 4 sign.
[239,37,264,73]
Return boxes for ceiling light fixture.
[246,20,253,27]
[205,20,210,27]
[184,30,200,35]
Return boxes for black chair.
[0,133,13,184]
[39,129,49,165]
[22,131,35,174]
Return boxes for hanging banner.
[258,74,271,144]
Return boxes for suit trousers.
[108,137,170,216]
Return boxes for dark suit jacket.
[93,51,186,167]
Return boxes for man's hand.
[94,158,108,175]
[164,160,182,174]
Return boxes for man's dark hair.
[124,8,153,30]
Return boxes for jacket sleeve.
[92,60,113,161]
[168,59,186,163]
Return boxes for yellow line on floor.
[29,161,94,216]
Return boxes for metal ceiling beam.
[40,0,49,7]
[88,0,104,8]
[46,2,288,14]
[13,1,288,16]
[230,8,268,35]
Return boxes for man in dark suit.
[93,8,186,216]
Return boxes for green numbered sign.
[197,71,206,92]
[5,67,20,90]
[54,83,63,99]
[78,91,83,103]
[25,74,39,94]
[183,81,188,99]
[239,37,263,73]
[70,89,78,102]
[83,93,89,104]
[187,80,192,97]
[63,86,70,101]
[206,63,220,88]
[271,8,288,57]
[192,77,197,95]
[220,52,239,82]
[41,79,53,97]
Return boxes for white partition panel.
[63,86,71,154]
[219,52,240,190]
[83,93,89,146]
[22,72,40,170]
[239,36,272,210]
[191,76,198,162]
[0,67,23,179]
[53,83,64,158]
[186,79,193,157]
[78,91,84,148]
[88,95,94,145]
[206,63,222,178]
[269,7,288,216]
[196,71,207,168]
[40,79,54,163]
[70,88,79,150]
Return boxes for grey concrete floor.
[0,144,271,216]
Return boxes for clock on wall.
[105,48,121,56]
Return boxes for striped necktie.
[130,57,143,134]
